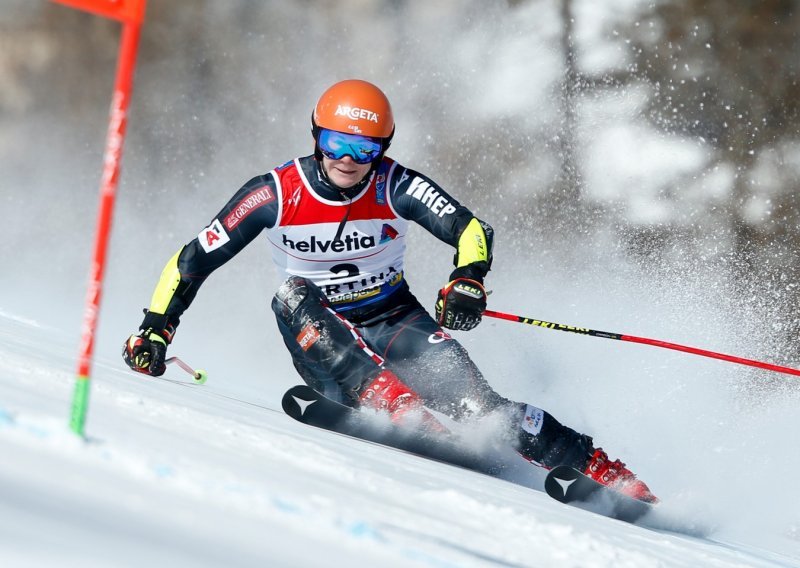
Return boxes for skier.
[123,79,657,503]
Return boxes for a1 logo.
[198,219,230,253]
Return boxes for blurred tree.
[619,0,800,355]
[556,0,581,207]
[623,1,800,254]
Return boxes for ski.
[283,386,657,525]
[544,465,655,523]
[282,385,507,476]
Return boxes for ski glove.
[122,311,175,377]
[435,266,487,332]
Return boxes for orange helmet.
[312,79,395,139]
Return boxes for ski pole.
[165,356,208,384]
[484,309,800,378]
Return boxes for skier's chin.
[322,156,371,189]
[329,170,365,188]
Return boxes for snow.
[4,1,800,565]
[1,309,798,568]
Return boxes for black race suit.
[145,155,593,470]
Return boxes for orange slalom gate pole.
[69,10,145,435]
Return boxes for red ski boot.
[584,448,659,504]
[358,369,446,432]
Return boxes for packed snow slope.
[1,305,799,567]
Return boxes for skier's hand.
[122,310,175,376]
[435,269,487,331]
[123,329,169,376]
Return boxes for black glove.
[122,311,175,377]
[435,266,487,331]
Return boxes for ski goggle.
[317,128,382,164]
